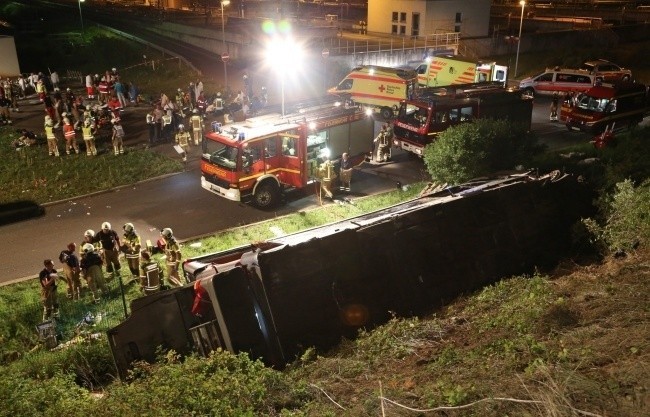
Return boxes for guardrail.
[326,32,460,56]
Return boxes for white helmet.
[82,243,95,253]
[192,108,198,114]
[123,222,134,233]
[101,222,111,231]
[177,88,182,92]
[178,124,184,130]
[84,229,95,238]
[161,228,173,238]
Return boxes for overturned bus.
[107,172,593,379]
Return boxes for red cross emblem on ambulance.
[378,84,386,93]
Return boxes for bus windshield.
[203,139,239,171]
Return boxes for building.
[367,0,491,38]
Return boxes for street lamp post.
[514,0,525,79]
[221,0,230,96]
[78,0,85,33]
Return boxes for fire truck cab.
[560,82,648,133]
[393,83,532,157]
[200,104,374,208]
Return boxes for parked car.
[519,67,595,97]
[579,59,632,82]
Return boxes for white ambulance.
[328,65,418,119]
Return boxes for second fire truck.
[392,83,533,157]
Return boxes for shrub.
[583,179,650,254]
[422,119,541,185]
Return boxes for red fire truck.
[200,104,374,208]
[560,82,648,134]
[392,83,533,157]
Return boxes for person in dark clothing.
[94,221,121,278]
[38,259,59,320]
[59,242,82,300]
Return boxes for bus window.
[449,108,460,122]
[460,106,473,121]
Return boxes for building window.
[455,25,461,33]
[392,12,398,22]
[400,12,407,23]
[400,25,406,35]
[392,25,398,34]
[455,12,462,23]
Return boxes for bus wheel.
[380,107,393,120]
[253,182,280,209]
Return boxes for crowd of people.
[38,221,183,321]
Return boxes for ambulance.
[414,55,508,87]
[328,65,418,120]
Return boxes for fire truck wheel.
[380,107,393,121]
[253,182,280,209]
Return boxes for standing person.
[160,228,182,286]
[0,95,11,125]
[44,115,60,157]
[550,92,559,121]
[38,260,59,320]
[139,251,163,293]
[175,88,186,117]
[175,124,191,162]
[36,78,46,102]
[153,104,164,142]
[59,243,82,300]
[94,222,121,278]
[339,152,353,192]
[81,118,97,156]
[53,92,64,129]
[188,82,196,109]
[128,81,139,106]
[195,79,204,101]
[62,116,79,155]
[146,108,156,145]
[50,70,60,92]
[97,77,109,104]
[190,109,203,146]
[85,73,95,100]
[17,75,26,99]
[113,77,127,108]
[243,73,253,100]
[318,156,336,200]
[111,118,125,155]
[161,109,173,142]
[80,243,107,303]
[121,223,141,281]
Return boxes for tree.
[422,119,540,185]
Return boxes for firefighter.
[63,117,78,155]
[161,228,182,287]
[94,222,122,279]
[139,251,164,293]
[339,152,353,192]
[111,117,125,155]
[44,116,59,157]
[175,124,191,162]
[38,260,59,320]
[189,109,203,146]
[196,92,207,115]
[98,76,109,104]
[36,78,46,102]
[85,73,95,100]
[121,223,141,280]
[59,243,81,300]
[318,155,337,200]
[80,243,107,303]
[375,123,392,163]
[81,118,97,156]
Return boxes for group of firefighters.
[39,221,184,321]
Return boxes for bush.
[422,119,541,185]
[583,179,650,254]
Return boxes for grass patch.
[0,126,183,205]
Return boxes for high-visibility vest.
[190,115,202,131]
[82,125,93,140]
[176,131,190,146]
[63,125,75,140]
[45,126,55,139]
[162,114,172,126]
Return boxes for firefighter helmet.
[82,243,94,253]
[102,222,111,231]
[123,222,134,233]
[192,108,198,114]
[178,124,184,130]
[84,229,95,238]
[161,228,173,238]
[177,88,182,92]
